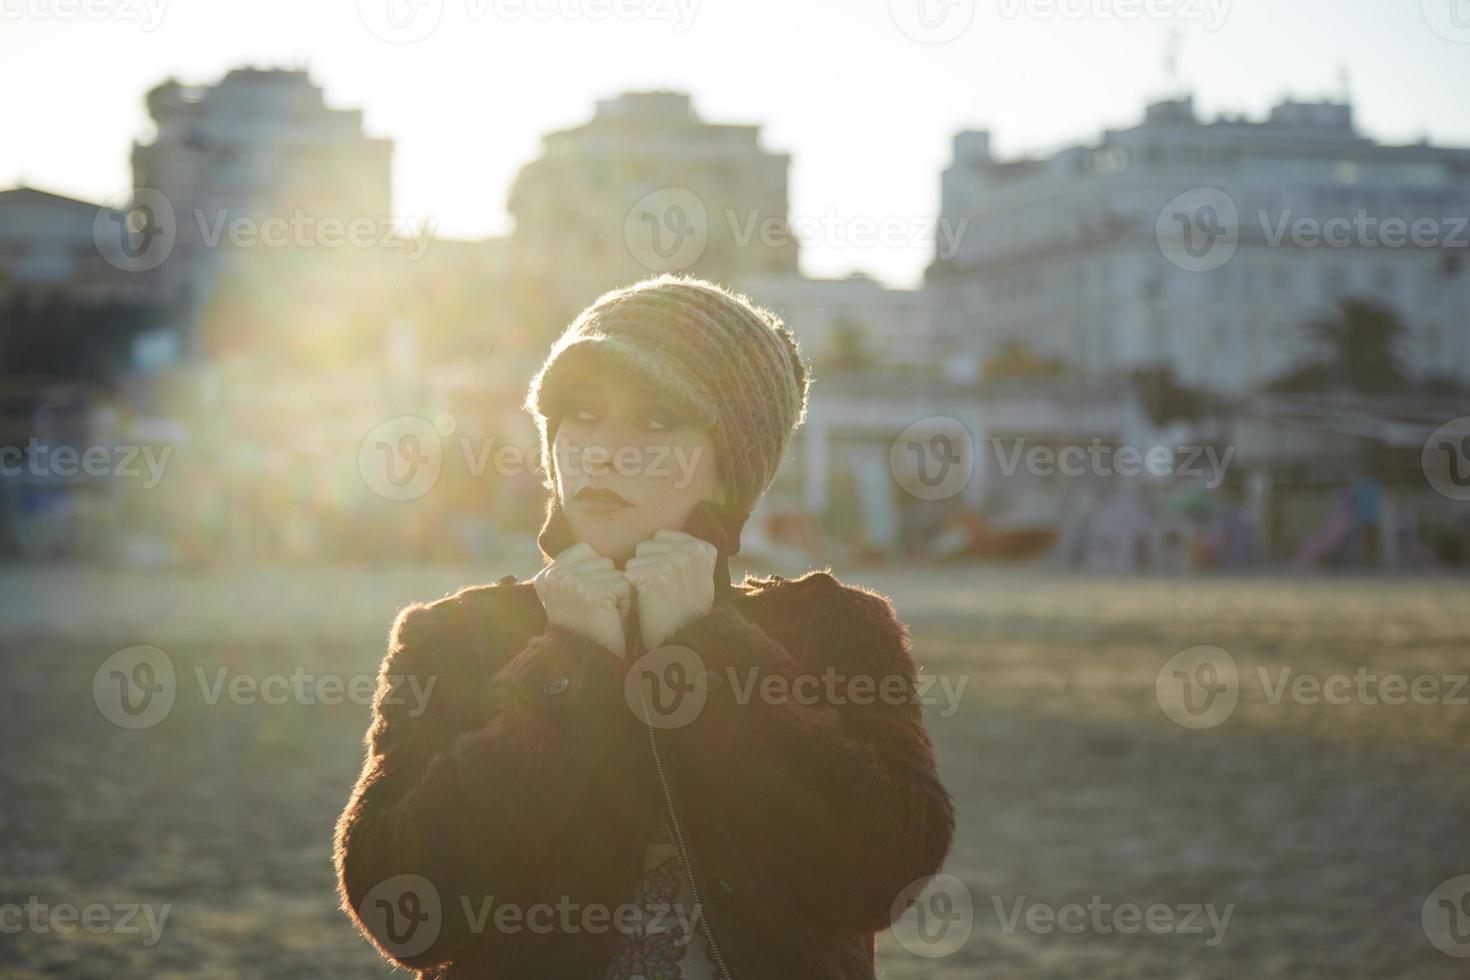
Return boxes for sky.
[3,0,1468,287]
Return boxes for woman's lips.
[573,487,633,514]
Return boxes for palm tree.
[1273,298,1412,395]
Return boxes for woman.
[335,275,955,979]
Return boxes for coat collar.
[536,496,749,597]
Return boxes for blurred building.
[508,91,798,335]
[770,370,986,563]
[1225,393,1470,569]
[134,66,392,232]
[6,74,1465,569]
[931,95,1470,394]
[0,186,164,309]
[132,67,394,321]
[736,271,943,371]
[0,186,173,420]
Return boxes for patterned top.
[604,816,719,980]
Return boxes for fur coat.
[334,500,954,978]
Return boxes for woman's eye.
[640,413,673,432]
[564,400,599,423]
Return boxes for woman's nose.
[576,429,637,476]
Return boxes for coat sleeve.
[333,583,636,972]
[655,572,955,936]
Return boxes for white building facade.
[734,271,941,371]
[930,96,1470,394]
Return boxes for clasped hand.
[532,530,717,659]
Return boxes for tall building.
[508,91,798,333]
[930,95,1470,394]
[131,68,393,307]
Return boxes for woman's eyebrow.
[625,378,670,405]
[631,390,694,421]
[631,392,672,412]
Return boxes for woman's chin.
[572,525,639,564]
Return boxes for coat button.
[542,677,571,696]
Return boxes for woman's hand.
[624,529,717,651]
[533,542,633,658]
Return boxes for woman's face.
[551,372,720,565]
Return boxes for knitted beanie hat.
[525,274,810,516]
